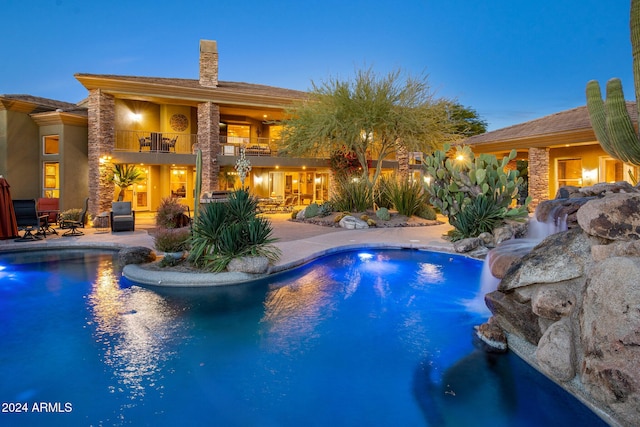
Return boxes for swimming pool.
[0,249,606,426]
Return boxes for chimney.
[199,40,218,88]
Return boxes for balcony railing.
[115,130,196,154]
[219,136,278,157]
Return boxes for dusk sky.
[2,0,634,130]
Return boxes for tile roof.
[0,94,83,113]
[466,102,638,145]
[74,74,308,100]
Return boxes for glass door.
[134,166,149,211]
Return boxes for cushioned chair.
[12,199,44,241]
[60,197,89,236]
[110,201,135,232]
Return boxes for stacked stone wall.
[528,147,549,211]
[196,102,220,193]
[87,89,115,217]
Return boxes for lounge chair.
[12,199,45,241]
[60,197,89,236]
[110,201,135,232]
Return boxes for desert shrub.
[188,189,281,272]
[156,197,189,229]
[376,207,390,221]
[330,177,372,212]
[158,254,184,268]
[374,176,394,209]
[305,203,319,218]
[416,204,437,221]
[385,178,429,217]
[448,195,504,241]
[318,202,333,217]
[366,218,377,227]
[60,208,83,222]
[360,214,369,221]
[154,227,191,252]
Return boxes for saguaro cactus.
[586,0,640,165]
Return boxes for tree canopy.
[448,103,488,137]
[279,68,460,188]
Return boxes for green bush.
[154,228,191,252]
[318,202,333,217]
[376,207,391,221]
[448,195,504,241]
[416,205,437,221]
[188,189,281,272]
[330,177,372,212]
[385,178,429,217]
[155,197,189,229]
[305,203,319,218]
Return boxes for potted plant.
[153,228,191,259]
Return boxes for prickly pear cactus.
[423,143,530,238]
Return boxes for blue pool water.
[0,249,606,426]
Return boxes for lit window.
[43,162,59,197]
[43,135,59,155]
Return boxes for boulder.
[474,317,507,353]
[577,193,640,241]
[499,229,595,292]
[453,237,480,253]
[580,256,640,426]
[531,286,576,321]
[118,246,156,266]
[226,256,269,274]
[591,240,640,262]
[536,317,576,382]
[338,215,369,229]
[485,290,542,345]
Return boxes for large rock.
[118,246,156,266]
[580,256,640,426]
[453,237,481,253]
[227,256,269,274]
[485,290,542,345]
[226,256,269,274]
[499,229,595,291]
[534,196,594,229]
[536,317,576,382]
[577,193,640,241]
[338,215,369,229]
[531,286,576,321]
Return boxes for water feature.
[466,207,570,316]
[0,249,606,426]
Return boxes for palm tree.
[110,164,144,201]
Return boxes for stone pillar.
[199,40,218,88]
[528,147,550,211]
[395,139,409,181]
[197,101,220,193]
[87,89,115,217]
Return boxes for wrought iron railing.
[115,130,196,154]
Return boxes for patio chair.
[12,199,45,241]
[166,136,178,152]
[60,197,89,236]
[110,201,135,232]
[139,136,152,151]
[37,197,59,235]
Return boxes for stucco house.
[464,103,638,210]
[0,95,88,211]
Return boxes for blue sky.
[2,0,633,130]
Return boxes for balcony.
[115,130,196,154]
[219,136,277,157]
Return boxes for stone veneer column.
[87,89,115,217]
[528,147,550,211]
[197,102,220,193]
[199,40,218,88]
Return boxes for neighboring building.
[464,103,638,210]
[0,94,88,211]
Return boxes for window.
[43,162,59,197]
[557,158,583,187]
[227,124,250,145]
[43,135,59,155]
[170,167,187,198]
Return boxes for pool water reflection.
[0,249,606,426]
